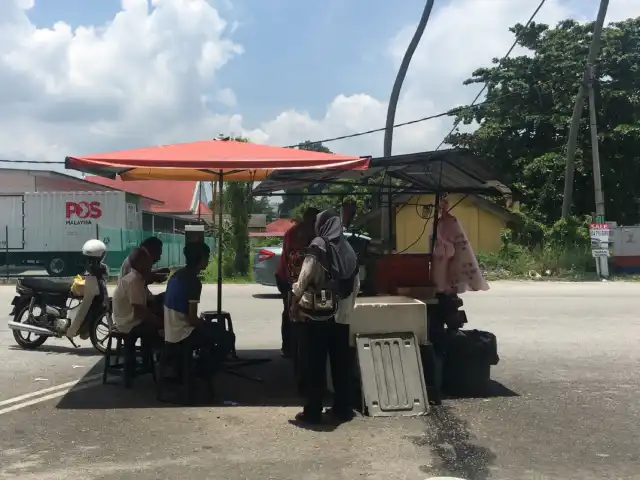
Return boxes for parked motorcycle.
[8,239,112,354]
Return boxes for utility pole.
[560,0,609,218]
[587,64,609,277]
[381,0,435,251]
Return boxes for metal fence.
[97,226,216,273]
[0,224,215,278]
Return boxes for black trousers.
[179,322,235,376]
[299,318,351,416]
[127,322,162,372]
[275,276,292,353]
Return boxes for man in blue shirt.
[164,242,233,363]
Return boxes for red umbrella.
[66,139,370,181]
[65,139,370,331]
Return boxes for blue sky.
[4,0,635,169]
[26,0,428,126]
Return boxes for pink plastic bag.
[430,198,489,294]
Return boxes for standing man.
[274,207,319,358]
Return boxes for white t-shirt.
[112,270,147,333]
[119,248,153,297]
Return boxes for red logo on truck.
[65,201,102,224]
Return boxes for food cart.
[253,148,512,414]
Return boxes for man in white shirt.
[119,236,169,319]
[119,237,170,281]
[112,248,163,336]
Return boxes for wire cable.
[1,0,548,170]
[0,159,65,164]
[434,0,548,154]
[395,0,548,251]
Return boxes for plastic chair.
[102,329,156,388]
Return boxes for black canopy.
[252,148,511,196]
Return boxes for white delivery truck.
[0,191,142,276]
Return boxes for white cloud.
[0,0,638,172]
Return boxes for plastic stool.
[102,330,156,388]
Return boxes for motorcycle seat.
[20,277,73,294]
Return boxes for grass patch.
[476,243,600,281]
[201,257,254,284]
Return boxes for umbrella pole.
[215,170,270,375]
[217,172,224,315]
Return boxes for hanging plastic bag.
[70,275,85,297]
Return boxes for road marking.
[0,373,102,415]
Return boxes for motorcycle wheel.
[89,312,111,354]
[12,306,48,350]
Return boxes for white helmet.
[82,239,107,259]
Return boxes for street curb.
[0,275,121,285]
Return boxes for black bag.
[298,241,358,320]
[445,329,499,366]
[442,329,499,396]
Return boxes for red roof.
[266,218,296,234]
[196,201,212,215]
[85,176,204,214]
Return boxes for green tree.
[448,18,640,225]
[278,141,333,217]
[251,196,275,217]
[218,136,253,277]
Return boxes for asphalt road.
[0,282,638,480]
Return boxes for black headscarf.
[309,209,358,280]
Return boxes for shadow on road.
[9,345,100,357]
[56,349,304,410]
[444,380,519,400]
[251,293,282,299]
[411,404,497,480]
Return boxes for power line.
[1,0,550,173]
[0,159,64,164]
[1,84,551,168]
[285,108,457,148]
[399,0,549,250]
[0,78,551,167]
[434,0,548,153]
[0,104,472,166]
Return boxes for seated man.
[112,247,164,338]
[164,242,234,367]
[119,236,169,316]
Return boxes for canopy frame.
[252,148,513,257]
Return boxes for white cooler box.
[348,296,428,346]
[327,295,428,391]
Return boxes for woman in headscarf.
[290,209,360,425]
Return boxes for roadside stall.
[65,143,510,414]
[65,139,370,381]
[253,148,512,413]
